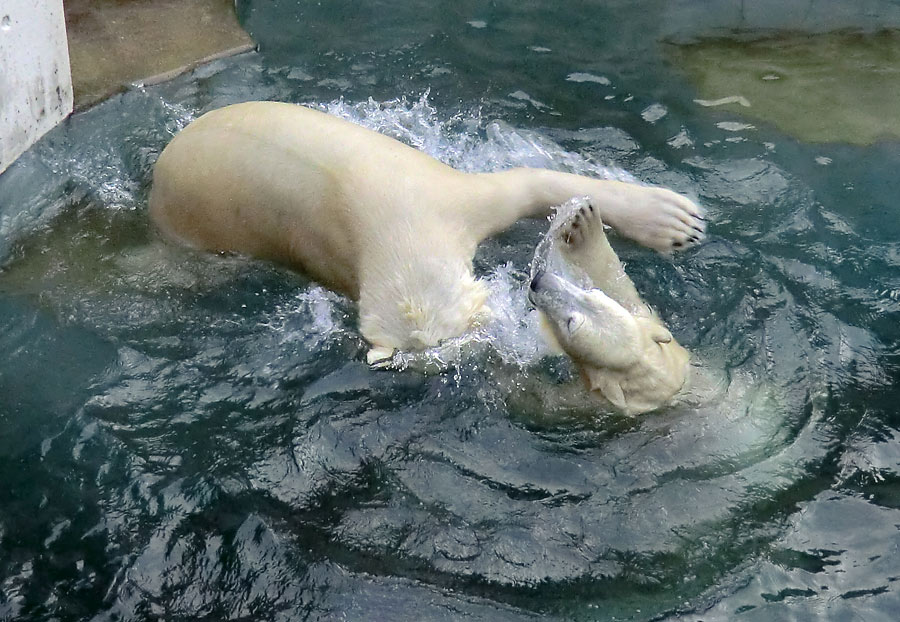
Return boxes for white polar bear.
[528,199,690,414]
[149,101,704,372]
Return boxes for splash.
[317,92,637,179]
[529,196,597,291]
[261,285,351,350]
[388,261,553,372]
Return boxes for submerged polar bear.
[150,101,704,412]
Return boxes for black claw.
[673,241,684,248]
[587,202,595,212]
[695,215,706,221]
[692,224,704,234]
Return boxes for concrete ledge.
[65,0,254,109]
[0,0,73,175]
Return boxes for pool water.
[2,1,900,620]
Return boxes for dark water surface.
[2,1,900,620]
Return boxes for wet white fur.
[149,101,704,364]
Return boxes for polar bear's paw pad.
[558,201,605,250]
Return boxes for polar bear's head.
[360,257,491,367]
[528,270,689,414]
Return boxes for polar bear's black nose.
[530,270,545,292]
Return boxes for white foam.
[566,72,612,86]
[262,285,350,350]
[316,93,635,180]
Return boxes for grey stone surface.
[0,0,73,175]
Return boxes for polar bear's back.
[150,103,370,295]
[181,102,450,179]
[149,102,469,297]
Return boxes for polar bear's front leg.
[475,169,706,254]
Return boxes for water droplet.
[1,15,11,31]
[566,72,611,86]
[641,103,668,123]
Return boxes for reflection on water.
[1,2,900,620]
[669,30,900,144]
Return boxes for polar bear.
[149,101,704,369]
[528,199,690,414]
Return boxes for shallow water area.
[2,1,900,620]
[669,29,900,145]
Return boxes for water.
[2,1,900,619]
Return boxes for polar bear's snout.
[528,269,549,306]
[529,269,543,293]
[528,270,584,313]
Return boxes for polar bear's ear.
[582,367,628,411]
[366,346,396,368]
[635,317,672,344]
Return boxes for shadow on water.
[2,1,900,620]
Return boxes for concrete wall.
[0,0,73,175]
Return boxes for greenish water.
[671,30,900,145]
[2,1,900,620]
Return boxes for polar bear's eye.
[566,313,585,335]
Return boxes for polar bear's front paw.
[608,185,706,254]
